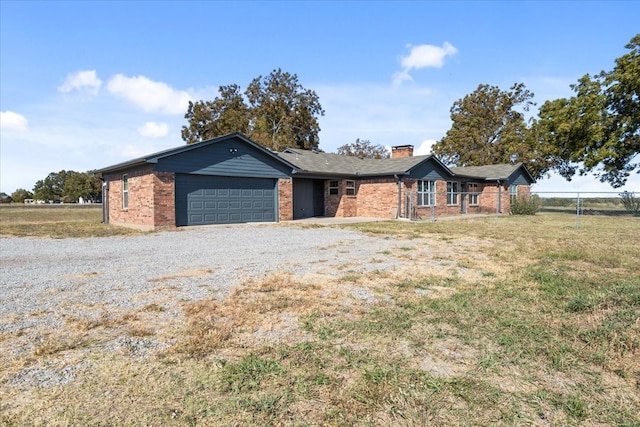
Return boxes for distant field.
[0,205,141,238]
[1,209,638,426]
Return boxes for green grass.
[1,212,639,426]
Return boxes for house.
[94,133,534,230]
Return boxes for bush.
[511,195,541,215]
[11,188,34,204]
[619,191,640,216]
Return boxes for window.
[468,183,480,205]
[329,180,339,195]
[122,174,129,209]
[510,184,518,202]
[346,180,356,196]
[417,180,436,206]
[447,181,459,205]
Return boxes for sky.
[1,0,639,196]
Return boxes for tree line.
[8,170,101,203]
[184,35,639,187]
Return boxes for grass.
[1,210,638,426]
[0,205,142,238]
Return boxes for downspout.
[394,174,402,219]
[496,179,501,214]
[100,178,109,224]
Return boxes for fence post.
[576,192,581,230]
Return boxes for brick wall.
[325,180,357,217]
[318,177,528,220]
[391,145,414,158]
[478,183,501,214]
[153,172,176,228]
[356,178,402,218]
[105,167,176,230]
[278,178,293,221]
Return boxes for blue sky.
[1,0,638,196]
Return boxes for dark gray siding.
[175,174,277,226]
[155,138,292,178]
[406,160,452,181]
[509,170,532,185]
[292,178,324,219]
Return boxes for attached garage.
[175,174,277,226]
[95,133,296,230]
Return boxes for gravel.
[0,224,413,336]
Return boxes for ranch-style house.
[94,133,533,230]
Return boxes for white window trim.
[122,174,129,210]
[345,180,356,196]
[417,180,436,207]
[329,180,339,195]
[447,181,459,205]
[468,183,480,206]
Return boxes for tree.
[32,170,101,202]
[10,188,33,203]
[181,84,250,144]
[533,34,640,187]
[63,171,101,203]
[337,139,390,159]
[431,83,552,180]
[33,170,70,201]
[182,69,324,151]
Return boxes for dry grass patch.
[2,213,639,426]
[148,268,213,282]
[0,205,143,238]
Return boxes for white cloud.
[58,70,102,95]
[393,42,458,86]
[107,74,191,114]
[0,111,29,131]
[138,121,169,138]
[414,139,436,155]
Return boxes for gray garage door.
[175,174,277,226]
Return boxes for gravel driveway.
[1,224,414,335]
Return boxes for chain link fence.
[399,190,640,227]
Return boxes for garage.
[95,133,295,230]
[175,174,277,226]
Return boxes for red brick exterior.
[278,178,293,221]
[105,170,527,228]
[104,167,175,230]
[319,178,524,220]
[391,145,414,158]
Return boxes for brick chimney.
[391,145,414,158]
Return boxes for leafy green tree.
[182,69,324,151]
[431,83,552,180]
[181,84,250,144]
[32,170,100,202]
[533,34,640,187]
[33,170,70,201]
[63,171,101,202]
[337,139,390,159]
[10,188,33,203]
[245,69,324,151]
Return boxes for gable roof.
[93,132,534,184]
[450,163,535,183]
[94,133,297,175]
[277,148,451,178]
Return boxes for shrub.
[510,195,541,215]
[619,191,640,216]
